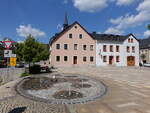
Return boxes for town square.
[0,0,150,113]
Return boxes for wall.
[50,23,96,67]
[96,41,123,66]
[96,35,139,66]
[0,68,24,85]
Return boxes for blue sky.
[0,0,150,44]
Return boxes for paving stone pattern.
[0,67,150,113]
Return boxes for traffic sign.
[10,57,16,66]
[4,50,12,58]
[11,54,16,58]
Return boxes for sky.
[0,0,150,44]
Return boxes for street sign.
[11,54,16,58]
[4,50,12,58]
[2,41,14,49]
[10,57,16,66]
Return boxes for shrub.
[29,64,41,74]
[21,72,30,77]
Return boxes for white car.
[143,63,150,67]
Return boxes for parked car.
[16,62,24,68]
[143,63,150,67]
[41,66,50,72]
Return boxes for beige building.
[140,37,150,63]
[49,20,96,67]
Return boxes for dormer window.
[69,34,72,38]
[79,34,82,39]
[75,26,77,29]
[128,38,130,43]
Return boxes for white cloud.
[71,0,136,12]
[105,0,150,35]
[105,27,123,35]
[72,0,108,12]
[116,0,135,6]
[144,30,150,38]
[16,24,46,38]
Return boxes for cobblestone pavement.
[0,66,150,113]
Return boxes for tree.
[15,34,49,65]
[148,24,150,30]
[141,54,146,62]
[15,43,24,61]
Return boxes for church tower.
[63,13,68,30]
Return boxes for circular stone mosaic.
[16,73,107,104]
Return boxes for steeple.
[63,13,68,30]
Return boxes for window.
[103,56,107,62]
[79,34,83,39]
[64,44,68,50]
[56,56,60,62]
[131,39,133,43]
[110,45,113,52]
[56,44,60,49]
[90,57,94,62]
[116,46,120,52]
[103,45,107,52]
[74,44,78,50]
[64,56,68,61]
[116,56,120,62]
[132,46,135,53]
[69,34,72,38]
[75,26,77,29]
[127,46,130,53]
[128,38,130,43]
[83,57,87,62]
[83,45,87,50]
[90,45,94,51]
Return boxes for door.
[109,56,114,65]
[73,56,77,64]
[127,56,135,66]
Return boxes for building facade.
[49,17,139,67]
[50,22,96,67]
[94,34,139,66]
[140,37,150,63]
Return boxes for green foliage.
[15,43,25,61]
[20,72,30,77]
[148,24,150,30]
[29,64,41,74]
[141,54,146,60]
[15,34,49,63]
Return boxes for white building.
[91,33,139,66]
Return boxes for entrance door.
[127,56,135,66]
[109,56,114,65]
[73,56,77,64]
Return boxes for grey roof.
[49,21,139,45]
[139,37,150,49]
[90,33,133,42]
